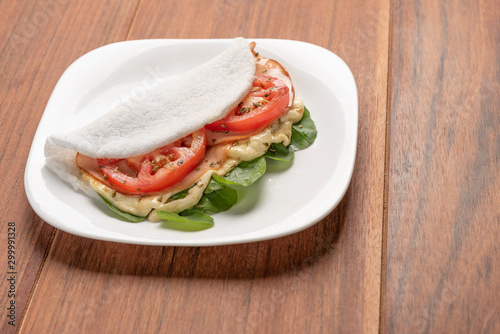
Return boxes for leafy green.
[265,143,295,161]
[169,183,195,200]
[264,106,317,161]
[98,194,146,222]
[195,177,238,213]
[188,156,266,214]
[157,209,214,231]
[288,106,317,151]
[219,156,267,186]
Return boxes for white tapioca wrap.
[45,37,256,194]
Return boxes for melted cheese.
[82,97,304,221]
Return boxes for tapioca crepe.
[45,37,255,194]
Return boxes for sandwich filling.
[79,97,304,221]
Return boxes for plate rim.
[24,38,358,246]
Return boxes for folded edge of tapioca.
[44,37,256,195]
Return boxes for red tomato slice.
[205,75,290,132]
[254,53,294,107]
[97,128,206,195]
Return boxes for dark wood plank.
[0,1,140,333]
[385,0,500,332]
[21,0,391,332]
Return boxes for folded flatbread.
[45,37,256,194]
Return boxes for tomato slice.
[254,56,294,107]
[97,128,206,195]
[205,75,290,132]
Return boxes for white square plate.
[25,38,357,246]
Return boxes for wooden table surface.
[1,0,498,333]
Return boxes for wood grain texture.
[19,0,390,333]
[385,0,500,332]
[0,1,139,333]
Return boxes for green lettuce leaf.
[219,155,267,186]
[265,106,317,161]
[265,143,294,161]
[288,106,317,151]
[98,194,146,222]
[194,177,238,213]
[170,183,196,200]
[157,209,214,231]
